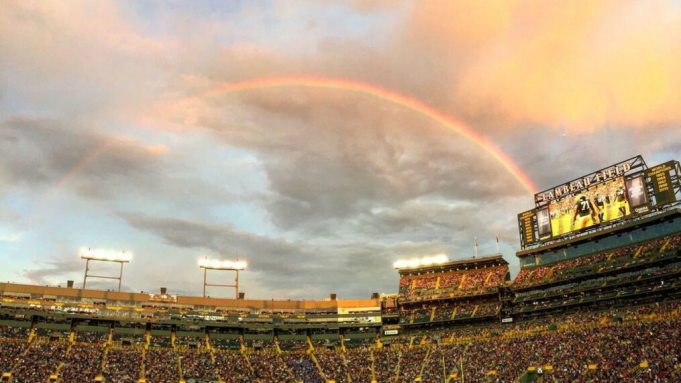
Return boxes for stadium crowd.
[372,348,400,382]
[282,354,325,383]
[249,351,296,382]
[0,325,29,339]
[181,350,219,382]
[74,330,109,344]
[399,265,508,302]
[397,347,429,381]
[345,349,373,382]
[0,339,27,373]
[317,351,350,382]
[0,302,678,382]
[145,348,180,383]
[278,338,310,352]
[103,347,143,383]
[214,351,255,382]
[59,344,104,382]
[515,234,680,288]
[11,342,68,383]
[209,337,241,351]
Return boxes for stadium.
[1,155,679,382]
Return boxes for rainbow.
[30,140,111,221]
[49,77,536,204]
[209,77,537,195]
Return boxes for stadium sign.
[535,158,640,204]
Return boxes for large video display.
[547,176,631,236]
[518,156,680,248]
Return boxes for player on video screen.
[615,185,627,216]
[594,192,606,223]
[572,194,596,230]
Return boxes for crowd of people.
[401,300,501,325]
[214,351,255,382]
[419,345,462,382]
[1,302,678,382]
[311,338,338,350]
[180,350,218,382]
[150,335,173,348]
[458,319,681,382]
[0,325,29,339]
[112,331,147,345]
[103,347,143,383]
[282,354,325,383]
[0,339,27,373]
[345,349,373,382]
[209,337,241,350]
[248,352,296,382]
[58,344,104,382]
[343,336,376,350]
[373,348,400,382]
[399,265,509,302]
[145,348,180,383]
[396,347,429,381]
[11,341,68,382]
[317,351,350,382]
[74,329,109,344]
[278,338,310,352]
[175,335,206,349]
[515,234,680,288]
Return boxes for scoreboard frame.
[519,156,681,249]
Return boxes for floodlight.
[79,247,133,292]
[79,248,132,262]
[198,257,247,298]
[393,253,449,269]
[198,258,247,270]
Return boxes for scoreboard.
[646,161,677,206]
[517,210,537,246]
[519,156,680,249]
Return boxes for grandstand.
[0,157,680,382]
[395,256,508,329]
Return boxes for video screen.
[536,208,551,240]
[548,176,630,236]
[625,176,648,209]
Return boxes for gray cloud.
[0,116,165,200]
[117,210,518,299]
[194,91,529,231]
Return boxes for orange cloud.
[408,0,681,130]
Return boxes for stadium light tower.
[79,248,132,292]
[198,258,247,299]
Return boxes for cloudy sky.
[1,0,680,300]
